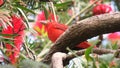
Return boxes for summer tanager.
[33,11,58,35]
[43,21,91,49]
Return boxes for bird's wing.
[54,23,68,31]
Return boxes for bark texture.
[43,12,120,63]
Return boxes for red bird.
[33,11,58,35]
[43,21,91,49]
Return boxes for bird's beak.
[40,20,49,25]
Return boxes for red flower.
[2,15,25,64]
[0,0,4,6]
[33,11,47,35]
[108,32,120,41]
[93,4,112,15]
[36,11,46,21]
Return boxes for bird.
[41,21,91,49]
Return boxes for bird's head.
[40,20,57,27]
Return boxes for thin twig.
[50,2,57,22]
[37,41,51,60]
[23,43,36,60]
[63,48,116,66]
[66,0,99,25]
[96,35,103,47]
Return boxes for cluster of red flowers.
[0,0,4,6]
[1,15,25,64]
[92,4,112,15]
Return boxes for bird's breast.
[47,28,64,42]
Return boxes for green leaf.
[17,8,30,29]
[58,11,70,24]
[112,41,118,50]
[0,34,17,37]
[0,64,15,68]
[19,59,49,68]
[41,5,49,19]
[54,1,73,10]
[54,1,73,7]
[85,46,93,61]
[13,4,35,14]
[99,62,108,68]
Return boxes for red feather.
[46,22,68,42]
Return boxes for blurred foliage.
[19,59,49,68]
[0,0,120,68]
[0,64,15,68]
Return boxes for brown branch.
[63,48,116,66]
[42,12,120,64]
[96,35,103,47]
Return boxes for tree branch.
[51,48,118,67]
[63,48,116,66]
[42,12,120,64]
